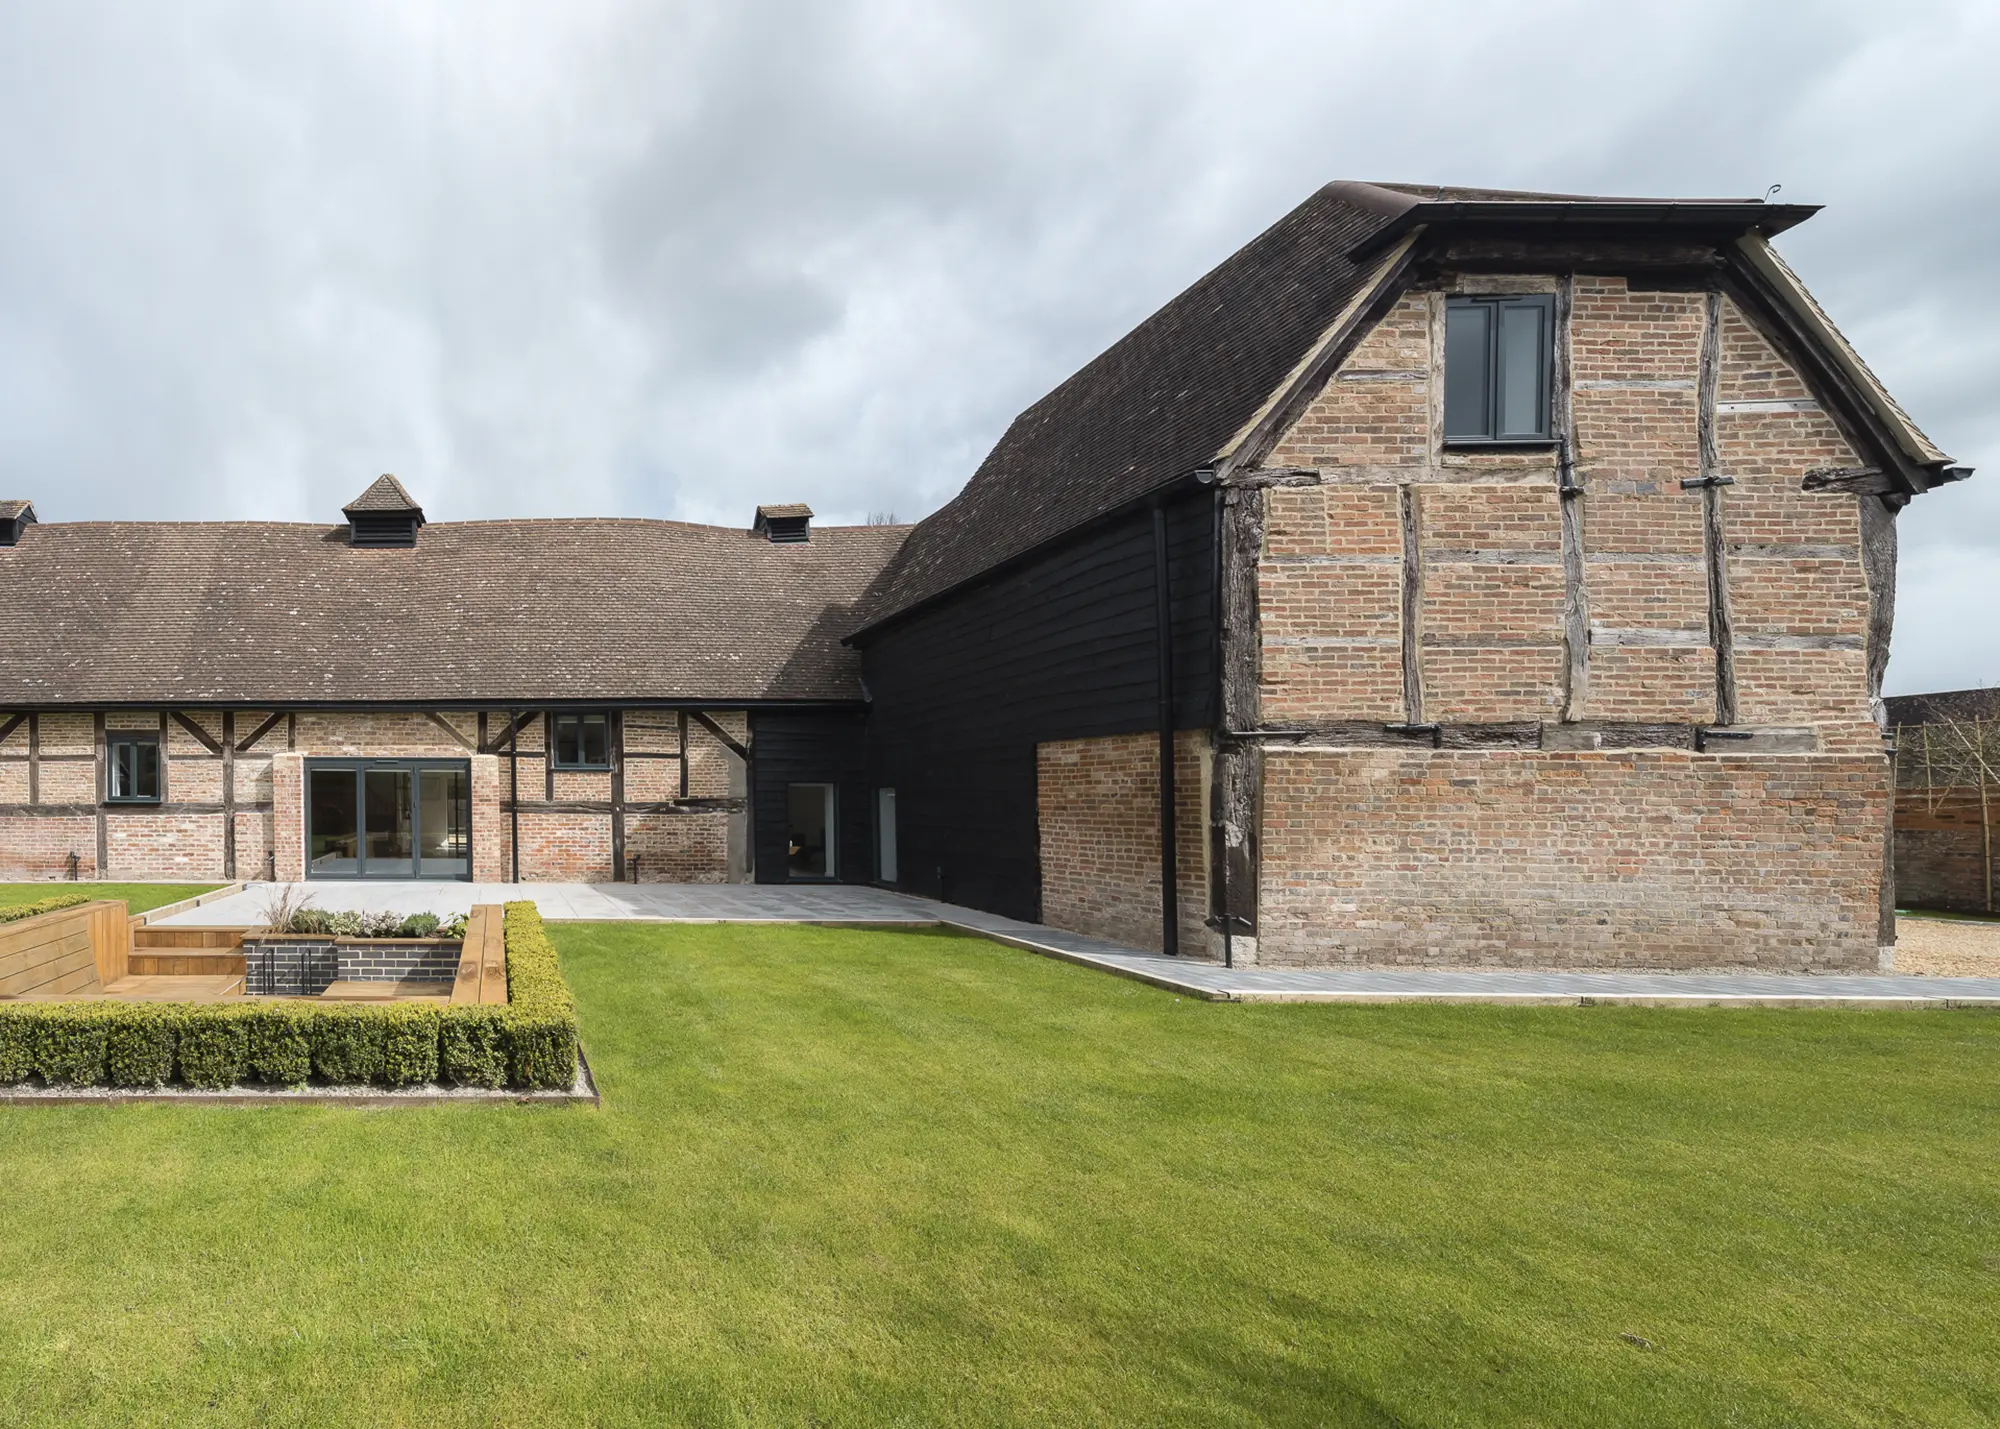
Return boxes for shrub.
[396,913,441,939]
[287,909,333,935]
[495,902,580,1090]
[245,1003,314,1086]
[0,1009,33,1083]
[178,1013,249,1090]
[439,1008,507,1088]
[381,1005,442,1086]
[313,1006,387,1084]
[105,1005,177,1087]
[438,914,468,942]
[0,891,93,925]
[34,1003,113,1086]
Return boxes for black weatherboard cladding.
[750,710,871,884]
[857,492,1214,919]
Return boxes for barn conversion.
[0,182,1971,970]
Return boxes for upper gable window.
[1444,295,1554,444]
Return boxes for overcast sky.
[0,1,1993,693]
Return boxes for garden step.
[128,951,247,977]
[133,927,248,951]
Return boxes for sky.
[0,0,1994,694]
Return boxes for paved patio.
[148,882,2000,1007]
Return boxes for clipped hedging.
[0,901,581,1093]
[0,891,93,926]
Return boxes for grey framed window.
[551,714,611,770]
[1444,294,1555,444]
[875,787,898,884]
[106,732,162,804]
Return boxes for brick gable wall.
[1235,270,1891,969]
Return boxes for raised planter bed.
[242,934,462,995]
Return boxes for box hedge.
[0,900,580,1092]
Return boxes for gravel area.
[1895,915,2000,977]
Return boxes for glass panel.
[1443,302,1491,439]
[1497,301,1548,437]
[418,767,470,879]
[581,717,609,768]
[554,717,580,768]
[788,783,832,879]
[109,739,161,801]
[133,741,160,799]
[364,768,414,873]
[309,768,360,876]
[876,788,898,884]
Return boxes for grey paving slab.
[149,881,944,928]
[148,882,2000,1006]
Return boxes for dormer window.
[753,504,813,544]
[342,475,426,547]
[1444,295,1554,444]
[0,500,35,547]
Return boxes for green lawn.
[0,923,1995,1426]
[0,882,222,915]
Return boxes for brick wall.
[1260,749,1885,970]
[1038,731,1207,955]
[1893,790,1994,914]
[1236,267,1893,967]
[7,707,750,886]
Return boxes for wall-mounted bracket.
[1693,726,1755,752]
[1680,475,1736,491]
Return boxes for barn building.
[0,183,1972,970]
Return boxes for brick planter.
[243,935,462,996]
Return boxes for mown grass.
[0,921,1995,1426]
[0,882,222,915]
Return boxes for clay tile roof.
[850,180,1833,637]
[755,504,813,521]
[0,518,911,705]
[342,474,424,517]
[0,500,33,522]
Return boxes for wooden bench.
[449,905,509,1006]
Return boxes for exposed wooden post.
[1555,273,1589,721]
[1399,484,1424,724]
[26,712,37,806]
[93,713,107,875]
[221,710,236,880]
[1698,288,1737,725]
[610,709,627,883]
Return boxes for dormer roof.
[342,474,424,519]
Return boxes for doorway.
[306,759,471,880]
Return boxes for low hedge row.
[0,891,93,926]
[0,900,581,1092]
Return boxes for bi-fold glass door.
[306,759,470,880]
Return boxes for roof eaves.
[1348,196,1822,260]
[1732,233,1955,478]
[1213,228,1425,474]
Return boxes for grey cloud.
[0,0,1993,690]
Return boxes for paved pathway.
[152,882,2000,1006]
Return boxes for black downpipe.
[1153,503,1179,958]
[509,707,521,884]
[1208,479,1232,968]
